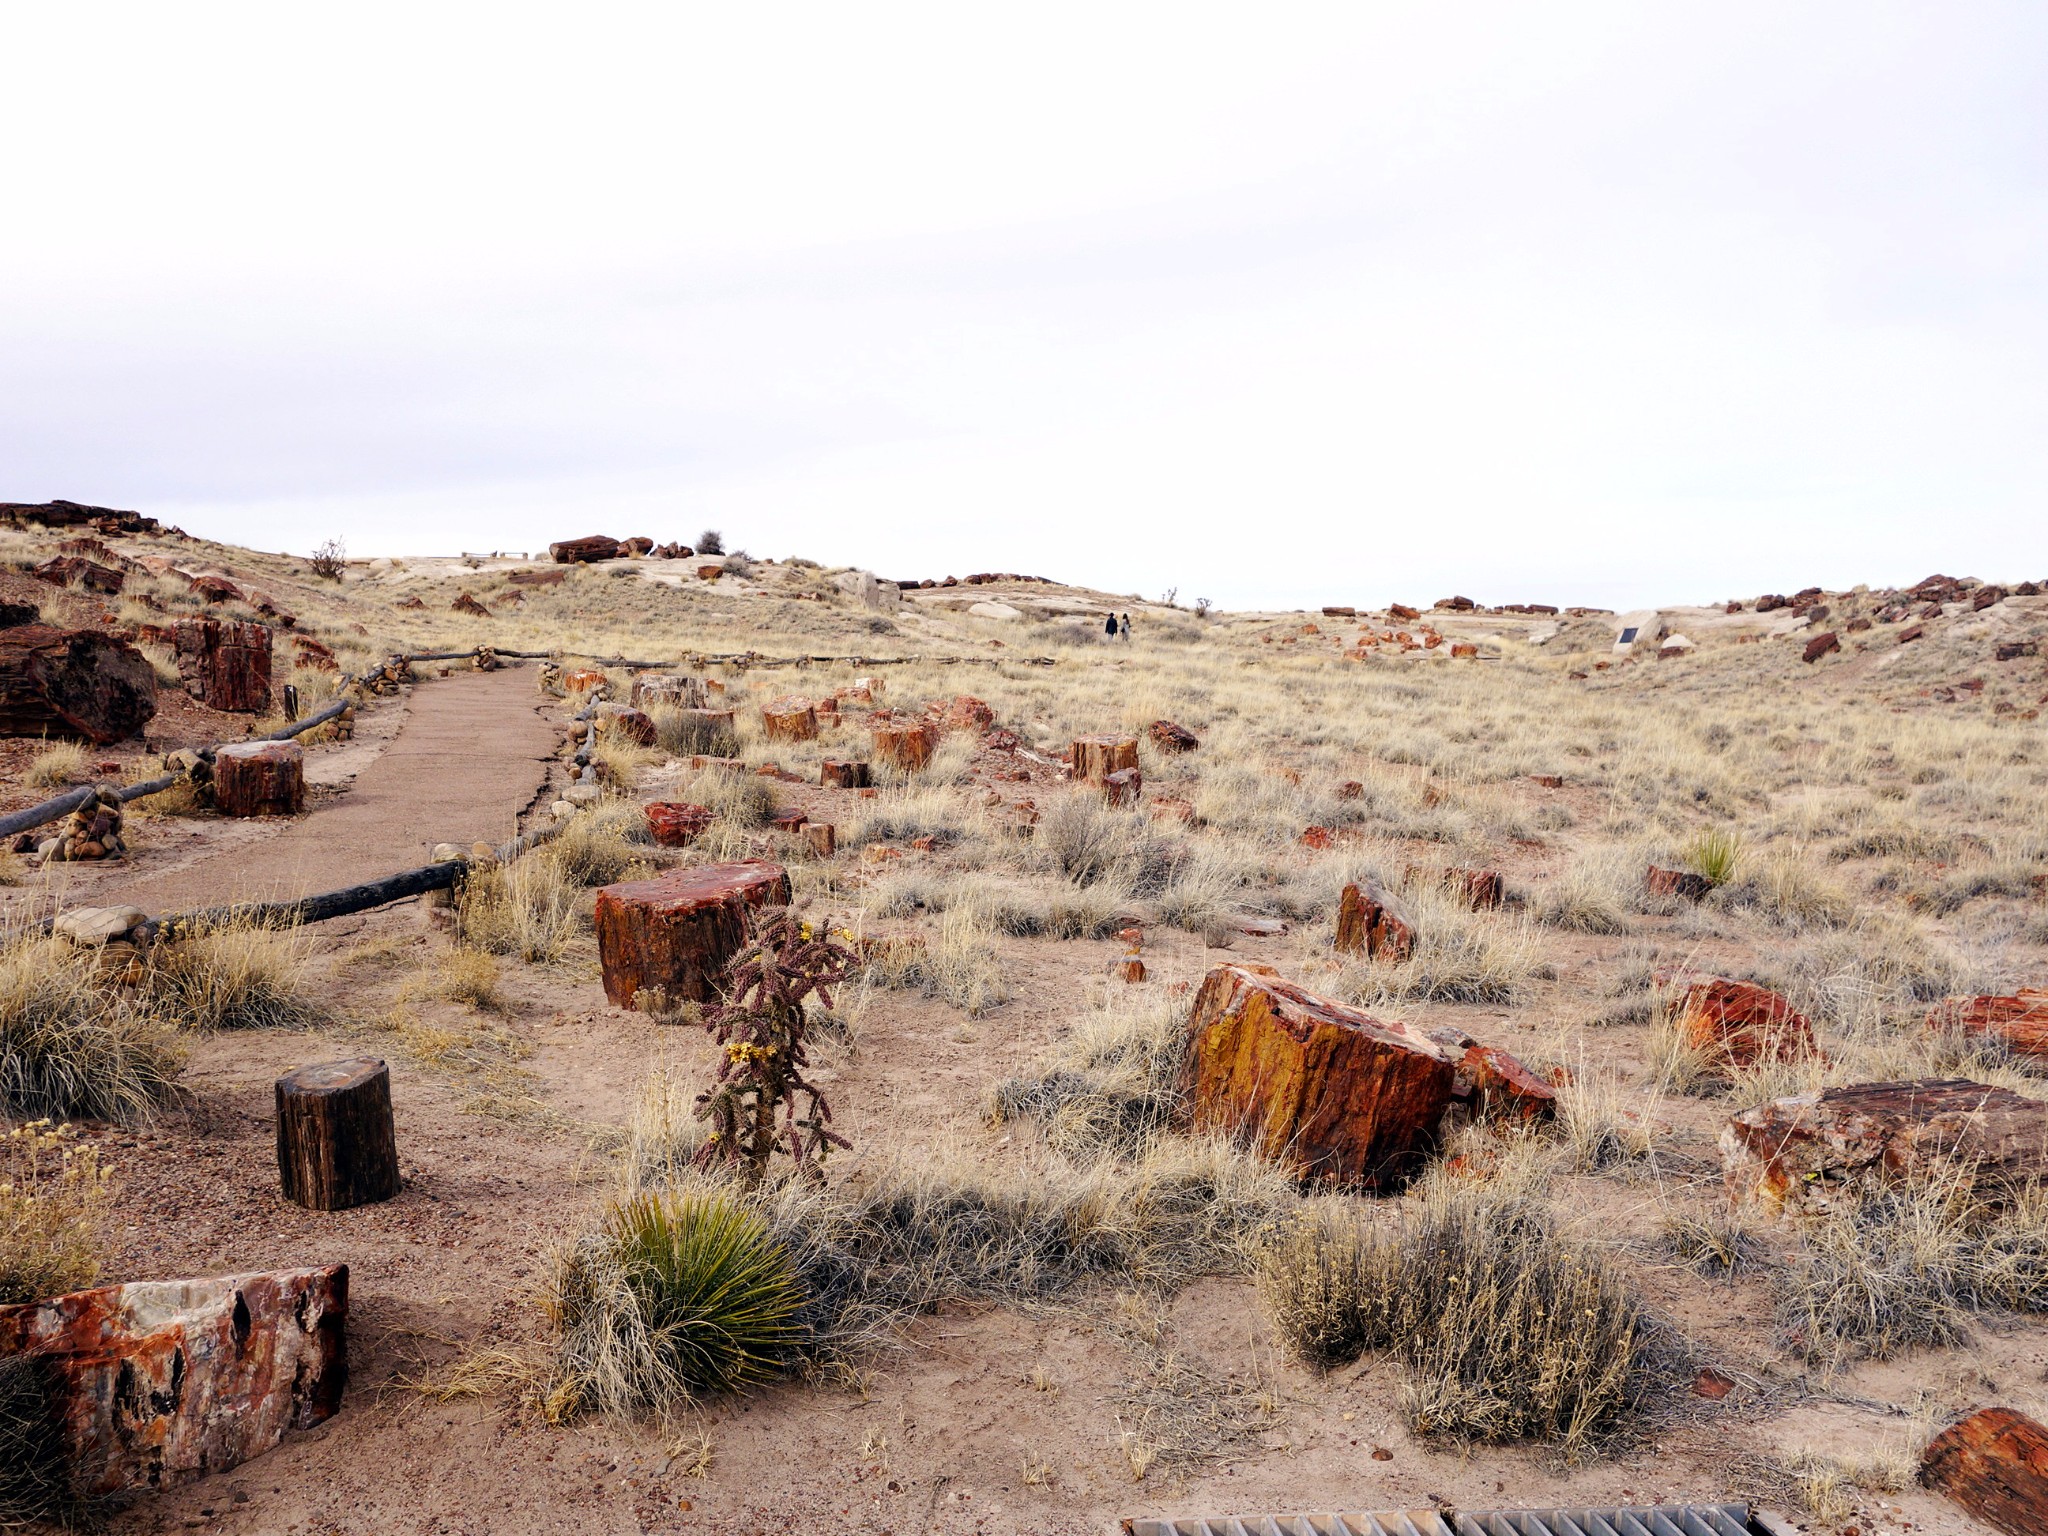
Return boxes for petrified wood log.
[1721,1078,2048,1212]
[1920,1406,2048,1536]
[1646,864,1715,902]
[34,555,125,594]
[1457,1043,1558,1123]
[173,616,273,713]
[1334,879,1416,962]
[821,759,873,789]
[1148,719,1199,753]
[1928,990,2048,1058]
[1070,734,1138,785]
[630,672,706,709]
[802,822,836,858]
[644,801,714,847]
[1179,963,1456,1189]
[276,1058,399,1211]
[549,535,621,563]
[1659,971,1816,1071]
[1103,766,1143,806]
[594,860,791,1009]
[761,697,819,742]
[0,598,39,628]
[595,703,657,746]
[0,1265,347,1498]
[1406,865,1505,910]
[937,695,994,730]
[0,626,158,744]
[213,740,306,817]
[872,720,938,773]
[451,591,491,617]
[562,667,609,697]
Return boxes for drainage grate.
[1125,1506,1760,1536]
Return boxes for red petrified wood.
[596,704,657,746]
[594,860,791,1009]
[1458,1043,1558,1124]
[0,626,158,743]
[1334,880,1416,962]
[1920,1407,2048,1536]
[872,720,938,773]
[643,802,714,847]
[1070,734,1139,786]
[761,697,819,742]
[1721,1078,2048,1212]
[1103,767,1143,807]
[1407,865,1504,910]
[821,759,873,789]
[173,616,273,713]
[212,740,306,817]
[1646,865,1714,902]
[1928,990,2048,1058]
[0,1266,348,1499]
[1149,719,1199,753]
[1660,971,1816,1071]
[1180,965,1455,1189]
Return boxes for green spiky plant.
[694,910,857,1185]
[1680,827,1744,887]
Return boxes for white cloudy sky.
[4,4,2043,610]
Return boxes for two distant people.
[1103,612,1131,643]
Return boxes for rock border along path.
[90,667,558,916]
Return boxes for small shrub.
[546,802,651,887]
[459,854,583,962]
[309,537,346,580]
[858,908,1009,1016]
[988,997,1189,1158]
[24,743,87,790]
[145,921,324,1031]
[648,705,738,758]
[0,936,185,1121]
[1658,1203,1765,1276]
[1680,827,1743,886]
[547,1189,799,1417]
[696,529,725,556]
[0,1121,114,1304]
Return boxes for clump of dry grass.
[0,935,185,1121]
[1342,887,1545,1006]
[144,920,325,1031]
[459,852,583,962]
[0,1121,114,1305]
[1658,1201,1766,1276]
[403,948,509,1013]
[1254,1176,1658,1458]
[546,800,654,886]
[647,704,739,758]
[1713,848,1856,931]
[23,743,88,790]
[1531,846,1637,935]
[988,996,1189,1157]
[857,908,1009,1016]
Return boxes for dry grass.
[857,907,1010,1016]
[0,1121,114,1305]
[144,919,326,1031]
[1341,886,1546,1006]
[0,935,185,1121]
[988,995,1189,1158]
[23,742,88,790]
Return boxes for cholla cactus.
[693,910,856,1184]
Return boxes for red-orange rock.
[1334,880,1416,962]
[1721,1079,2048,1212]
[174,617,273,713]
[451,591,491,617]
[1336,780,1364,800]
[938,695,994,731]
[1803,631,1841,663]
[802,822,836,858]
[872,720,938,772]
[1070,734,1138,785]
[1450,642,1478,659]
[562,667,609,696]
[35,555,125,594]
[1458,1043,1558,1123]
[594,861,791,1008]
[1114,957,1146,984]
[770,807,809,833]
[1103,767,1142,807]
[596,704,657,746]
[1660,972,1816,1070]
[1300,826,1334,850]
[549,535,621,563]
[644,802,713,847]
[1921,1407,2048,1536]
[1927,991,2048,1058]
[1179,964,1456,1189]
[0,1266,347,1499]
[213,739,306,817]
[1407,865,1504,910]
[821,759,872,789]
[1149,719,1199,753]
[1647,865,1713,902]
[762,697,819,741]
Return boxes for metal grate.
[1126,1506,1756,1536]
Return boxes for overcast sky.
[4,4,2043,611]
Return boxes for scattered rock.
[1802,631,1840,663]
[1457,1043,1558,1124]
[1103,766,1142,807]
[1660,972,1816,1071]
[451,591,491,618]
[1334,879,1416,962]
[53,904,149,946]
[1148,719,1199,753]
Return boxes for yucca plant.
[1680,827,1743,887]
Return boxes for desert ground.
[3,513,2047,1535]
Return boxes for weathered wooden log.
[1921,1407,2048,1536]
[1722,1079,2048,1212]
[276,1058,400,1210]
[821,759,872,789]
[872,720,938,772]
[761,697,819,742]
[0,625,159,744]
[0,1265,347,1499]
[214,739,306,817]
[594,861,791,1009]
[1178,963,1455,1189]
[1334,879,1416,962]
[1070,734,1138,785]
[174,616,273,712]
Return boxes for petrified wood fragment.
[0,626,158,743]
[761,697,819,742]
[1334,879,1416,962]
[872,720,938,773]
[212,740,306,817]
[821,759,873,789]
[1070,734,1138,786]
[1920,1406,2048,1536]
[594,860,791,1008]
[173,617,272,713]
[644,802,714,847]
[1928,990,2048,1058]
[1660,972,1816,1071]
[276,1058,399,1211]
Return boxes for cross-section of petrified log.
[1179,963,1455,1189]
[276,1058,399,1211]
[213,740,306,817]
[1070,734,1138,786]
[872,720,938,773]
[594,861,792,1008]
[0,1265,348,1498]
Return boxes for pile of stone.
[10,786,127,863]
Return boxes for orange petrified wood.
[1178,964,1456,1190]
[1921,1407,2048,1536]
[1070,734,1139,786]
[761,697,819,742]
[1660,971,1817,1071]
[212,740,306,817]
[594,861,791,1009]
[1928,990,2048,1058]
[1334,879,1416,962]
[872,719,938,772]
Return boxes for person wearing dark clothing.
[1105,614,1118,640]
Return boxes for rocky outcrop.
[1180,964,1455,1189]
[1722,1079,2048,1212]
[0,1266,347,1499]
[594,861,791,1008]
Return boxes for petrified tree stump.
[1722,1078,2048,1213]
[594,860,792,1009]
[802,822,836,858]
[762,697,819,742]
[631,672,706,709]
[0,1265,347,1499]
[562,667,609,697]
[873,720,938,772]
[276,1058,400,1211]
[1103,766,1143,806]
[173,617,273,713]
[595,703,657,746]
[1928,991,2048,1058]
[1179,963,1455,1189]
[0,625,158,743]
[1070,734,1138,785]
[1920,1407,2048,1536]
[214,740,307,817]
[822,759,872,789]
[1659,971,1816,1071]
[1334,879,1416,962]
[645,802,713,846]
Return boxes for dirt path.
[95,667,559,914]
